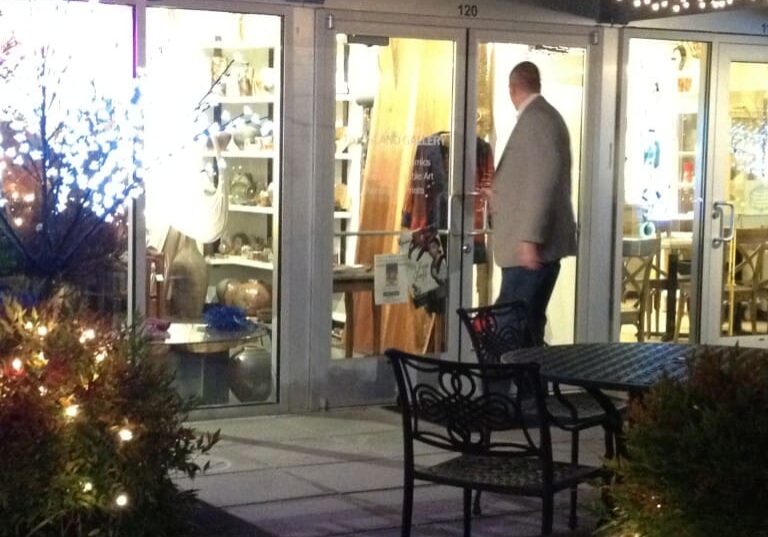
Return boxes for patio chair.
[725,228,768,335]
[386,349,604,537]
[457,301,622,520]
[621,237,658,341]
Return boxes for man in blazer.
[487,61,577,342]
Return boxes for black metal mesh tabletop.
[502,343,743,392]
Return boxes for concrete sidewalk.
[180,406,605,537]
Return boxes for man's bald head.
[508,62,541,109]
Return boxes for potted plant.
[0,8,249,535]
[596,346,768,537]
[0,297,219,536]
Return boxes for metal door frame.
[463,28,594,359]
[311,9,601,408]
[614,28,715,345]
[703,41,768,346]
[311,11,469,408]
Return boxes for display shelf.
[230,204,274,214]
[203,41,276,51]
[333,93,365,267]
[206,257,273,270]
[207,31,279,286]
[203,27,280,300]
[216,94,276,104]
[203,149,275,159]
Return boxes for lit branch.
[0,27,256,291]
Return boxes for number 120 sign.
[458,4,478,17]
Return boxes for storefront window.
[144,9,281,406]
[620,39,707,342]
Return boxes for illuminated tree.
[0,36,141,294]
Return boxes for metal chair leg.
[472,490,482,515]
[463,488,472,537]
[569,430,579,529]
[402,476,414,537]
[604,426,615,460]
[542,493,554,535]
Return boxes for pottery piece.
[223,279,271,316]
[168,236,208,320]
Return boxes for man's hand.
[478,187,493,207]
[516,241,542,270]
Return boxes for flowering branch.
[0,17,263,293]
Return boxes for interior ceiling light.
[615,0,761,14]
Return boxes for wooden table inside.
[333,267,380,357]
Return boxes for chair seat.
[545,392,626,426]
[620,307,641,322]
[416,454,603,495]
[516,392,625,430]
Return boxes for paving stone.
[184,406,605,537]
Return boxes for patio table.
[503,342,696,394]
[502,342,751,455]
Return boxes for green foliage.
[0,232,22,276]
[0,297,219,537]
[597,346,768,537]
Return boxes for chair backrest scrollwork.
[457,301,539,365]
[386,349,549,459]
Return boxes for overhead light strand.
[616,0,759,14]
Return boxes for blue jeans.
[497,261,561,344]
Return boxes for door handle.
[461,190,492,237]
[712,201,735,248]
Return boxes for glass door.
[315,19,466,406]
[618,37,709,343]
[314,20,591,407]
[703,44,768,345]
[465,31,587,347]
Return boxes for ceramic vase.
[168,236,208,320]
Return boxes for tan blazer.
[491,95,577,267]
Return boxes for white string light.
[64,404,79,418]
[79,328,96,343]
[616,0,761,14]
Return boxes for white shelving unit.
[202,36,281,292]
[206,257,273,270]
[334,93,365,267]
[202,149,275,159]
[230,205,275,215]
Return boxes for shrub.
[0,297,218,537]
[597,346,768,537]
